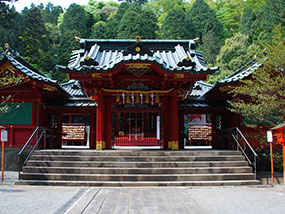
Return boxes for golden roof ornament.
[136,36,140,43]
[4,43,9,49]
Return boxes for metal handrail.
[18,127,39,156]
[18,127,54,180]
[221,127,258,179]
[236,127,257,156]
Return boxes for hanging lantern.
[136,93,140,103]
[156,93,159,103]
[126,93,130,103]
[131,93,134,106]
[145,93,149,104]
[116,93,120,102]
[140,93,143,104]
[122,92,125,104]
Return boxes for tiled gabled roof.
[61,80,85,97]
[57,39,218,74]
[0,48,70,99]
[189,81,213,97]
[0,49,56,84]
[203,59,263,98]
[218,60,263,84]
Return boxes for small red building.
[0,38,259,151]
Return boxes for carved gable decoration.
[0,63,28,88]
[125,63,152,77]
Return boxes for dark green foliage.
[185,0,224,40]
[57,4,90,66]
[161,8,187,39]
[60,4,89,38]
[216,0,244,37]
[41,2,63,25]
[104,2,129,39]
[200,31,223,64]
[229,26,285,126]
[240,7,255,39]
[257,0,285,42]
[117,3,157,39]
[0,8,21,50]
[208,33,254,84]
[0,0,18,28]
[19,7,53,73]
[117,10,146,39]
[91,21,107,39]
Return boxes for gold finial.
[136,36,140,43]
[85,55,90,60]
[75,36,79,42]
[4,43,9,49]
[186,56,190,61]
[135,46,141,52]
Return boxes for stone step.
[33,150,242,157]
[22,166,253,174]
[20,172,256,181]
[26,160,249,168]
[29,155,245,162]
[15,179,261,187]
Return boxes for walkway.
[0,172,285,214]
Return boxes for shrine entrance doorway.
[112,106,162,148]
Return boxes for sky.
[10,0,120,12]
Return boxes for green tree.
[117,3,157,39]
[200,30,223,64]
[0,6,21,50]
[216,0,244,37]
[229,26,285,126]
[244,0,265,9]
[57,4,90,65]
[104,2,129,39]
[161,8,187,39]
[257,0,285,42]
[239,7,255,40]
[208,33,255,84]
[185,0,224,41]
[41,3,63,25]
[19,7,52,73]
[147,0,187,31]
[91,21,107,39]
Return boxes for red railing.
[114,137,158,146]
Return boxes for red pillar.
[89,111,96,149]
[105,97,112,149]
[96,90,105,150]
[54,112,62,149]
[178,111,185,149]
[170,90,179,149]
[162,97,170,149]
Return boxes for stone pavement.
[1,171,285,214]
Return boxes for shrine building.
[0,38,257,151]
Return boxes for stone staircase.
[16,149,260,186]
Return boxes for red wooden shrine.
[1,38,258,150]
